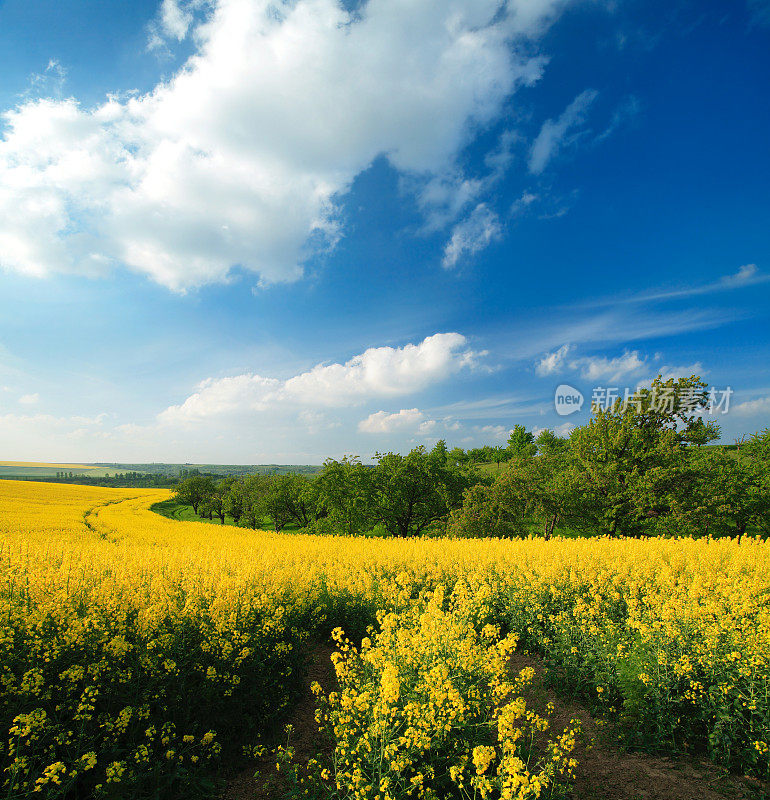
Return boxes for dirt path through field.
[223,645,766,800]
[508,652,765,800]
[222,642,336,800]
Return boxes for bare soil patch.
[223,645,767,800]
[222,642,335,800]
[510,652,766,800]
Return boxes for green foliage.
[166,375,767,543]
[507,424,536,459]
[1,589,305,799]
[451,375,769,540]
[314,457,374,536]
[175,477,216,515]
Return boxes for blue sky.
[0,0,768,463]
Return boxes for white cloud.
[571,349,647,383]
[484,129,520,178]
[594,95,640,144]
[511,190,538,215]
[442,203,501,269]
[18,393,40,405]
[415,172,486,233]
[642,362,705,384]
[535,343,572,376]
[584,264,769,308]
[721,263,760,287]
[533,421,573,437]
[536,343,706,387]
[474,424,508,439]
[359,408,428,433]
[0,0,568,290]
[732,396,770,416]
[23,60,68,102]
[528,88,598,174]
[298,409,340,434]
[158,0,197,41]
[160,332,479,423]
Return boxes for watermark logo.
[554,384,584,416]
[590,386,733,415]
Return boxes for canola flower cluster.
[0,480,768,797]
[311,583,581,800]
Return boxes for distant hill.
[93,463,323,477]
[0,461,323,485]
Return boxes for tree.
[490,446,508,468]
[242,475,272,529]
[534,429,569,457]
[694,441,770,540]
[224,479,247,525]
[314,457,373,536]
[259,474,323,531]
[175,476,215,515]
[507,425,536,459]
[262,477,294,532]
[206,478,237,524]
[431,439,449,466]
[447,447,468,468]
[449,446,577,539]
[568,375,720,536]
[369,446,472,537]
[448,473,529,539]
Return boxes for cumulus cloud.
[358,408,433,434]
[474,424,508,439]
[571,349,647,383]
[18,393,40,405]
[732,395,770,416]
[535,344,706,387]
[160,332,479,423]
[442,203,501,269]
[535,343,572,376]
[0,0,569,290]
[528,88,598,174]
[721,263,761,287]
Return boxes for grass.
[151,499,303,532]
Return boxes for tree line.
[175,442,475,537]
[174,375,770,539]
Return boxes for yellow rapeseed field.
[0,479,768,798]
[0,462,100,470]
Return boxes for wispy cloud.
[585,264,769,308]
[594,95,641,143]
[442,204,502,269]
[428,395,548,421]
[535,344,573,376]
[747,0,770,27]
[497,305,739,364]
[528,89,599,175]
[571,350,647,382]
